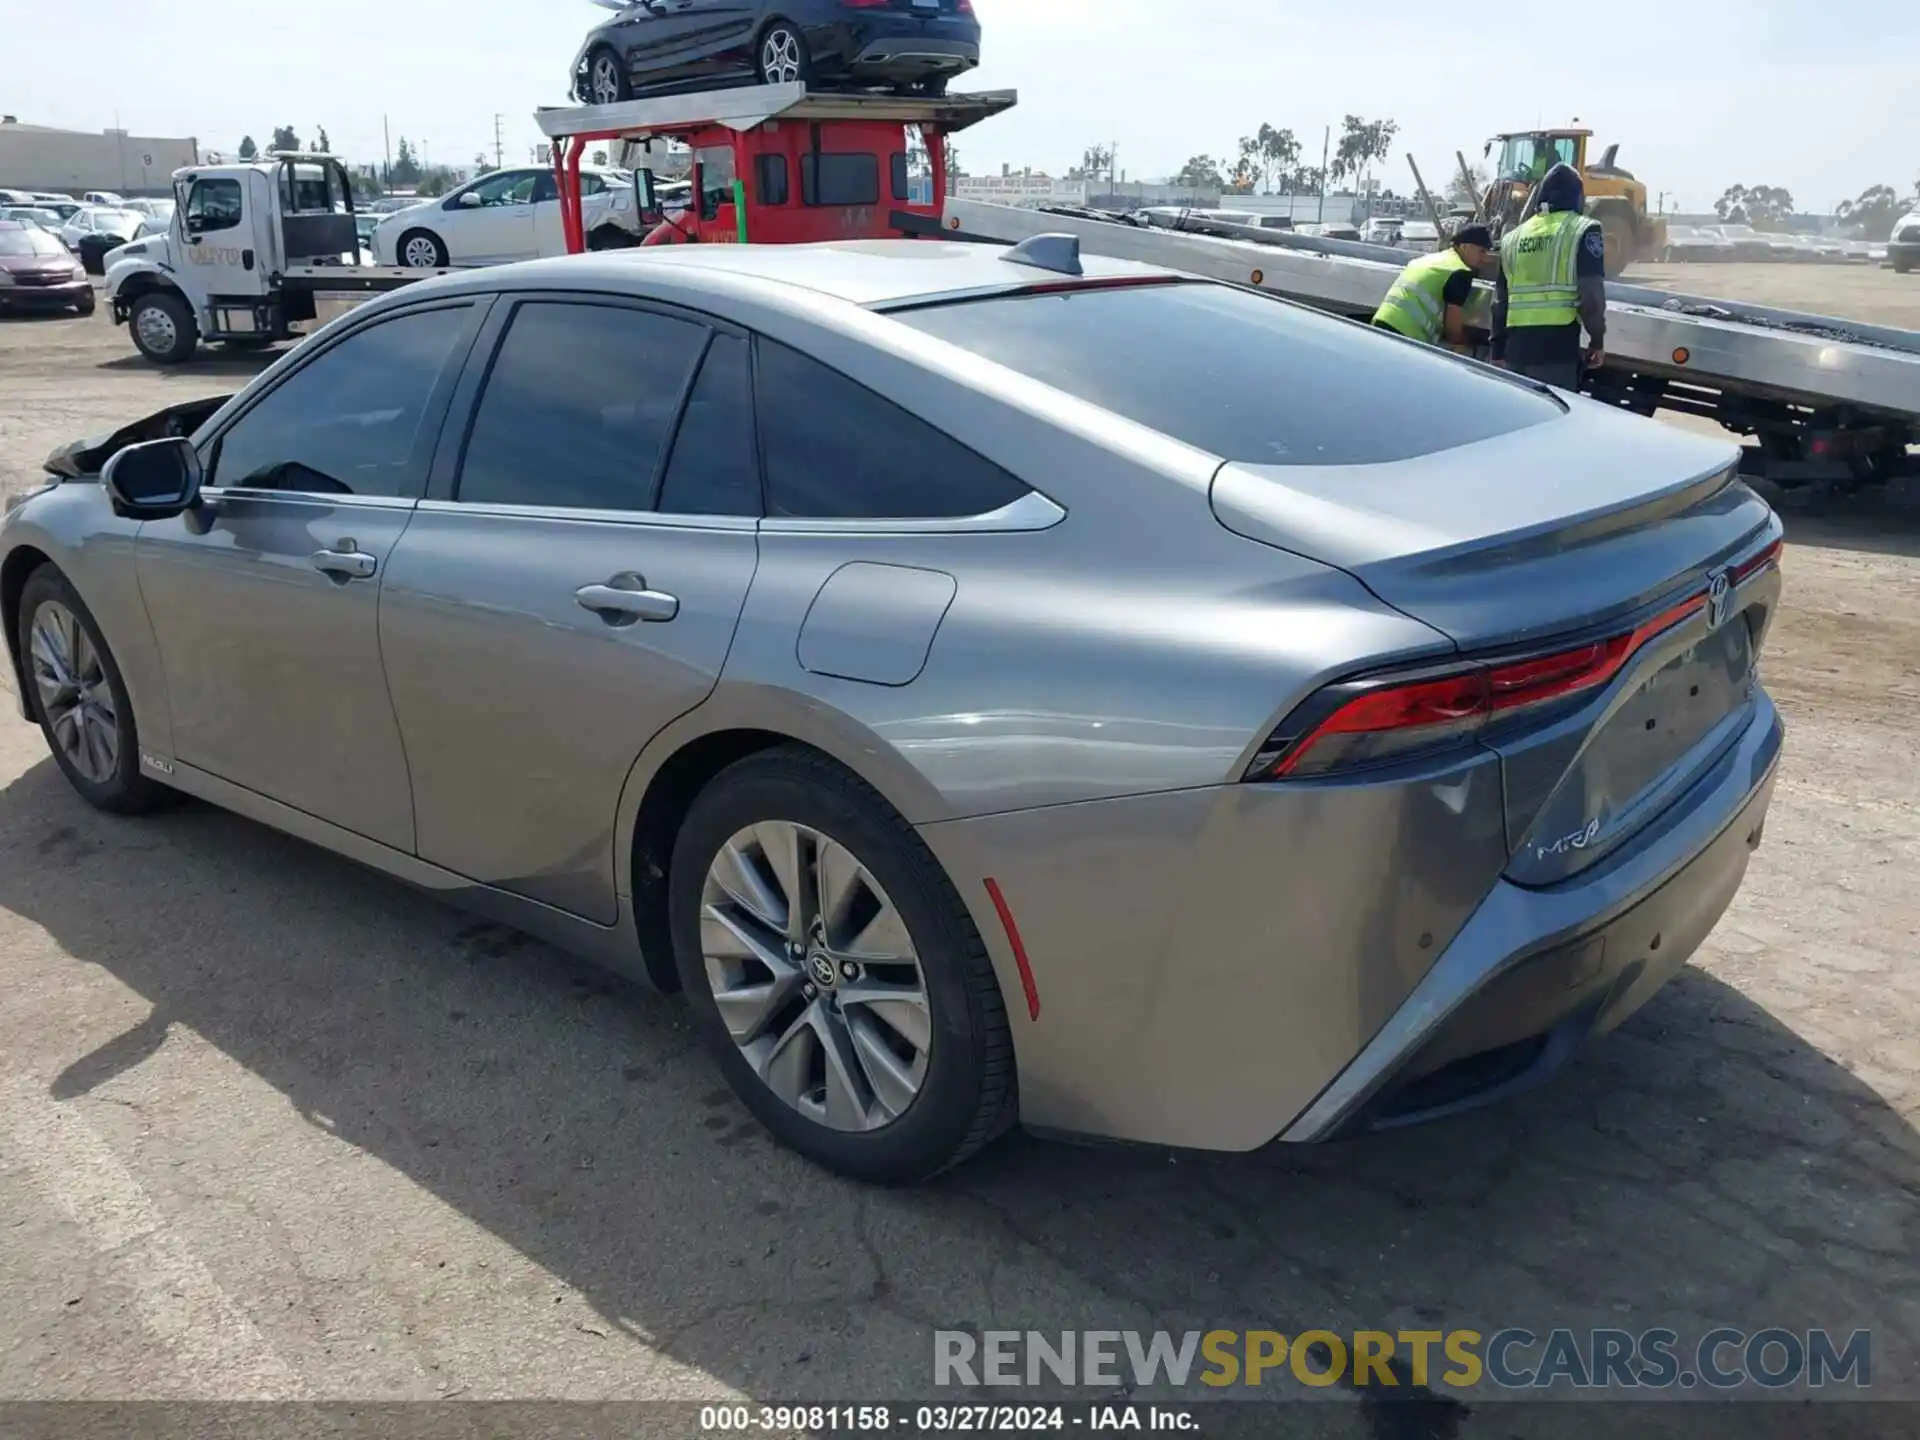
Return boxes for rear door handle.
[575,575,679,624]
[311,547,377,581]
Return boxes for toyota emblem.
[1706,569,1732,630]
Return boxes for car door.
[443,170,539,263]
[134,298,488,852]
[673,0,760,83]
[378,295,762,922]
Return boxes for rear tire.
[668,746,1016,1183]
[16,566,176,815]
[1895,253,1914,275]
[757,23,810,86]
[397,229,450,269]
[128,290,198,364]
[1598,212,1635,278]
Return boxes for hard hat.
[1538,163,1585,213]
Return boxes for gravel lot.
[1,278,1916,1428]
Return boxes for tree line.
[1713,180,1915,240]
[231,126,477,198]
[1085,116,1399,197]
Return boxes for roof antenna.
[1000,233,1083,276]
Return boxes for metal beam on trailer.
[534,83,1018,142]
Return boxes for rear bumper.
[1282,691,1783,1140]
[817,18,980,79]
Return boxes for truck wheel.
[1599,213,1635,278]
[397,229,450,269]
[1895,254,1914,275]
[129,291,199,365]
[586,226,638,251]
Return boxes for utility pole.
[1317,124,1330,223]
[383,114,393,187]
[493,114,505,171]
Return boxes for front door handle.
[311,547,377,581]
[575,574,679,624]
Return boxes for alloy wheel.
[699,821,932,1132]
[401,236,441,268]
[760,30,803,84]
[29,602,119,785]
[591,54,623,105]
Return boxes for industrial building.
[0,116,199,198]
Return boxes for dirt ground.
[1626,261,1920,330]
[1,280,1917,1429]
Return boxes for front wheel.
[397,229,450,269]
[669,746,1015,1182]
[128,290,198,364]
[585,45,630,105]
[1895,253,1914,275]
[16,566,176,814]
[757,23,810,86]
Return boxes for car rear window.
[891,280,1559,465]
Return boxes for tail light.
[1250,593,1720,780]
[956,0,975,11]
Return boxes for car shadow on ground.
[0,756,1915,1420]
[1756,477,1920,560]
[94,349,280,378]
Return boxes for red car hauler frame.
[537,82,1016,251]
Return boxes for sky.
[10,0,1917,214]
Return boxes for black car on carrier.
[572,0,979,104]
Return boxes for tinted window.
[186,179,243,232]
[890,153,909,202]
[457,301,707,511]
[756,341,1029,520]
[657,335,759,517]
[211,305,471,497]
[893,282,1558,465]
[755,155,789,207]
[802,153,879,207]
[463,170,538,207]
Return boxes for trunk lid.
[1212,399,1780,882]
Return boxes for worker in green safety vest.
[1492,163,1608,390]
[1371,224,1496,352]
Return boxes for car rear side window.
[755,340,1029,520]
[657,334,760,517]
[892,281,1559,465]
[457,301,708,512]
[801,153,879,207]
[209,304,472,498]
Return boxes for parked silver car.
[0,242,1784,1180]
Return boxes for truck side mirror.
[101,438,204,521]
[635,168,661,225]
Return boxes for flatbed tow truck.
[104,83,1917,494]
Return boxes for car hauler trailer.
[939,198,1920,494]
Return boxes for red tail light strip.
[1732,537,1783,584]
[983,878,1041,1021]
[1269,592,1709,779]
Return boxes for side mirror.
[634,168,661,226]
[458,191,483,208]
[101,438,203,521]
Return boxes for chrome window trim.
[201,488,419,511]
[414,498,759,533]
[758,490,1066,536]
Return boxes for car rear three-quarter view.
[0,244,1781,1182]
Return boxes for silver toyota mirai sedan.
[0,240,1784,1181]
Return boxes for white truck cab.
[103,152,645,364]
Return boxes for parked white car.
[58,207,143,251]
[82,190,127,207]
[371,164,640,268]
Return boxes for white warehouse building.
[0,116,200,198]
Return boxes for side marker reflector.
[983,878,1040,1021]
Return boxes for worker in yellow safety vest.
[1371,223,1496,352]
[1492,163,1608,390]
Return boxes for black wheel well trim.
[629,727,796,991]
[117,273,185,303]
[1,545,52,714]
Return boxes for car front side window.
[186,180,243,233]
[208,304,474,498]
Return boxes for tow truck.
[99,82,1918,494]
[101,87,1011,365]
